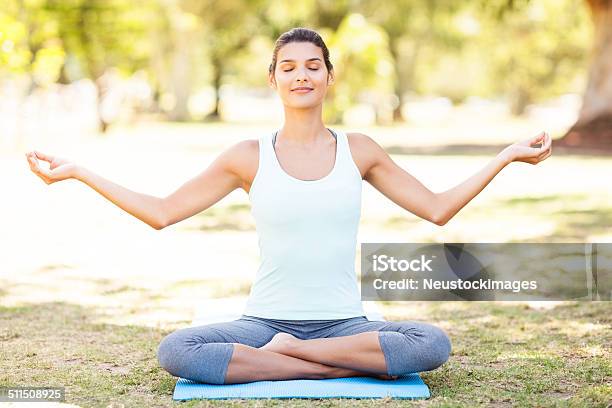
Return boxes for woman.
[26,27,552,385]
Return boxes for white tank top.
[243,128,366,320]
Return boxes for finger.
[541,132,551,150]
[534,149,551,164]
[525,146,543,157]
[38,165,53,179]
[537,146,551,160]
[34,150,53,162]
[523,131,544,144]
[541,138,552,155]
[27,154,42,169]
[26,154,38,169]
[528,131,546,147]
[29,160,44,177]
[29,163,50,182]
[29,157,52,179]
[540,149,552,162]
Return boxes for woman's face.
[269,41,334,109]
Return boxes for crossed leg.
[259,319,452,376]
[157,317,451,384]
[156,317,410,385]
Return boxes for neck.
[278,104,328,146]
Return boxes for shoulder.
[226,138,259,156]
[346,132,385,152]
[220,138,259,172]
[215,139,260,192]
[346,132,388,178]
[231,138,259,158]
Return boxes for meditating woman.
[25,27,552,385]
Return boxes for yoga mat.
[171,300,430,400]
[173,374,430,400]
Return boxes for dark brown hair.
[268,27,334,76]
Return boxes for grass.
[3,121,611,407]
[1,301,609,407]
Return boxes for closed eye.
[283,68,319,72]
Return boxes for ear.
[327,70,335,86]
[268,72,277,89]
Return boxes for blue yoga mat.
[173,373,430,400]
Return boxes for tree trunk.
[391,38,421,122]
[510,87,530,116]
[558,0,612,148]
[206,56,223,120]
[168,25,192,122]
[389,40,405,122]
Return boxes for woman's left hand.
[501,131,552,165]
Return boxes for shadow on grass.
[548,208,612,241]
[500,194,579,206]
[380,191,612,243]
[168,278,252,298]
[471,193,612,242]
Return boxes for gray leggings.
[157,314,451,385]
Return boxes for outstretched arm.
[434,131,552,225]
[357,131,552,226]
[26,140,254,230]
[26,150,169,230]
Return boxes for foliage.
[0,0,595,122]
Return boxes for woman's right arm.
[26,140,255,230]
[73,166,168,230]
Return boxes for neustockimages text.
[373,278,538,293]
[370,254,538,293]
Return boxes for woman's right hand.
[25,150,78,184]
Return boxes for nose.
[295,66,309,83]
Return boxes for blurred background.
[2,1,611,405]
[2,0,611,324]
[1,0,611,146]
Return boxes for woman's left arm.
[358,131,552,226]
[436,131,552,225]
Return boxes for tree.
[54,0,159,131]
[360,0,453,121]
[557,0,612,148]
[478,0,590,115]
[182,0,265,120]
[325,13,395,124]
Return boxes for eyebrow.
[279,57,322,64]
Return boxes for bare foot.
[259,332,298,354]
[374,373,399,380]
[325,366,399,380]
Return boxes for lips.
[291,87,313,92]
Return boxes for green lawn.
[1,301,609,407]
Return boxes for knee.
[422,324,452,371]
[156,328,234,385]
[379,324,452,375]
[157,331,183,377]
